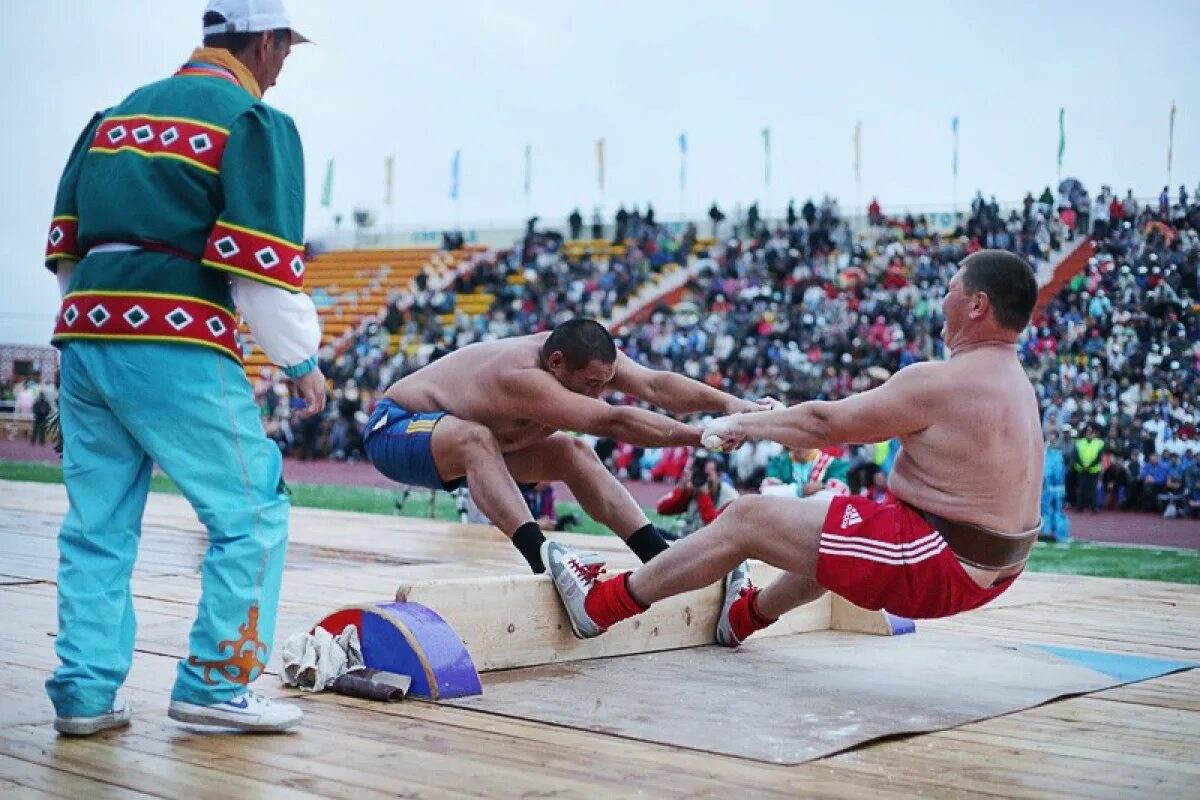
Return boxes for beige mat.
[449,630,1190,764]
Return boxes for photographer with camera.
[521,481,580,532]
[654,450,739,540]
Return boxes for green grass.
[1026,540,1200,584]
[4,458,1197,584]
[0,458,652,536]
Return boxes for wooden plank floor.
[0,479,1197,798]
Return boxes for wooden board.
[2,479,1200,798]
[396,567,832,671]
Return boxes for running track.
[2,439,1195,549]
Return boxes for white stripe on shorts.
[818,536,945,562]
[819,540,948,566]
[820,529,943,552]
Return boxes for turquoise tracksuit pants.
[46,341,289,717]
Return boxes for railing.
[309,190,1173,253]
[306,201,1064,254]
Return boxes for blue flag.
[679,132,687,192]
[951,116,959,178]
[761,126,771,186]
[523,144,531,197]
[450,149,461,201]
[1057,108,1066,170]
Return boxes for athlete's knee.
[561,435,603,469]
[723,495,784,542]
[726,493,772,522]
[455,422,502,459]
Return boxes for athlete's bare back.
[384,333,560,452]
[886,344,1044,534]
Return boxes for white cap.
[203,0,310,44]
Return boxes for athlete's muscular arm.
[704,362,943,450]
[497,369,702,447]
[609,351,758,415]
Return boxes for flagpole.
[523,144,532,224]
[951,116,958,217]
[450,149,461,235]
[1056,108,1065,188]
[852,121,862,234]
[679,132,687,223]
[384,155,394,236]
[1167,102,1176,190]
[761,127,771,231]
[319,157,337,241]
[595,138,607,239]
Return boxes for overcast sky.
[3,0,1198,344]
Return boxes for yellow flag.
[1168,102,1177,175]
[596,138,606,193]
[384,155,394,206]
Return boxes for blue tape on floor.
[1032,645,1196,683]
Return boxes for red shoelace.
[570,560,605,583]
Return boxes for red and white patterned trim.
[53,291,241,362]
[89,115,229,175]
[46,216,81,263]
[202,221,305,291]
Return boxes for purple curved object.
[317,601,481,700]
[885,613,916,635]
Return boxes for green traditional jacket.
[46,52,306,363]
[765,449,851,495]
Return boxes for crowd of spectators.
[253,208,700,461]
[1033,184,1200,520]
[232,180,1200,521]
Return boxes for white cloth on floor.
[280,624,365,692]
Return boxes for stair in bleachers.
[242,236,715,379]
[240,245,486,378]
[560,237,716,260]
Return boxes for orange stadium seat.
[240,246,467,379]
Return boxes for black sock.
[512,521,548,573]
[625,524,670,563]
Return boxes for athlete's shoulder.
[888,359,947,385]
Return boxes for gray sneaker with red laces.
[541,540,606,639]
[715,561,753,647]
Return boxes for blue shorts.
[364,398,462,491]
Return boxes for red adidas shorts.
[815,495,1021,619]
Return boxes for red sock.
[584,572,648,630]
[727,587,778,642]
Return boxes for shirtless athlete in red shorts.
[544,249,1044,641]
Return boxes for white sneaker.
[54,696,132,736]
[716,561,753,647]
[541,540,606,639]
[168,689,302,732]
[575,550,607,568]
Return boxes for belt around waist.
[88,240,199,261]
[914,507,1041,570]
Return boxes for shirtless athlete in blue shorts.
[365,318,770,573]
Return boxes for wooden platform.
[1,478,1198,797]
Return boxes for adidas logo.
[841,505,863,529]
